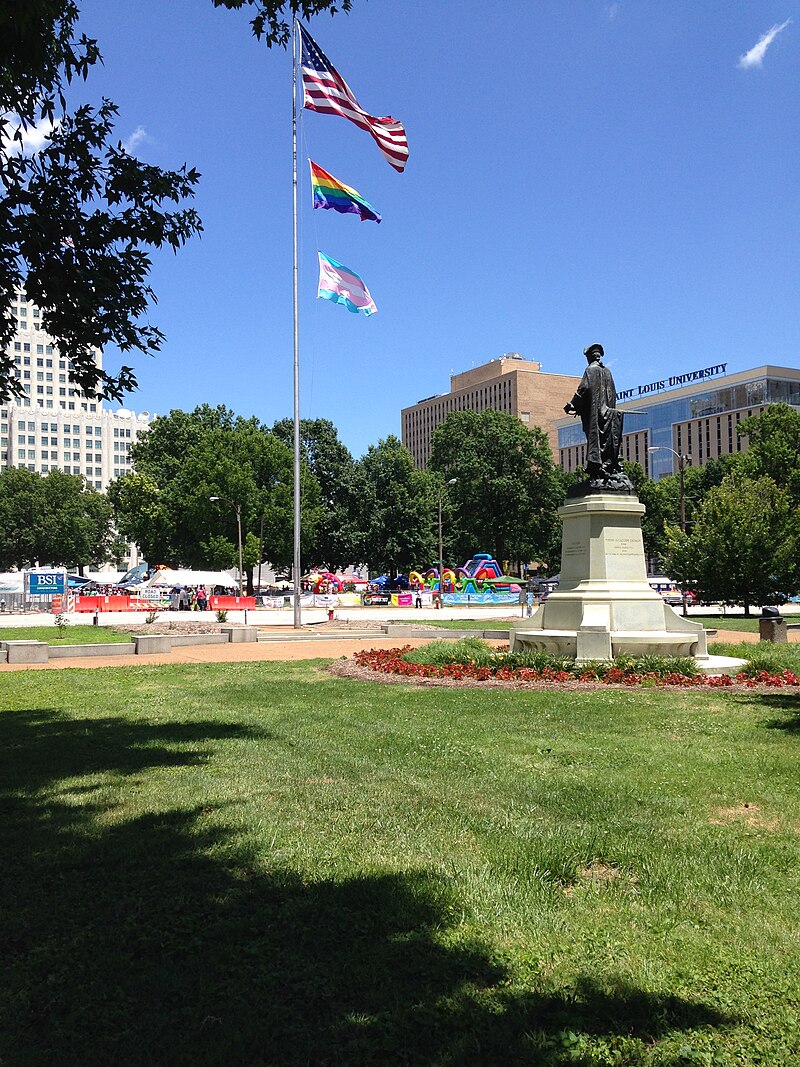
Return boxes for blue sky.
[70,0,799,458]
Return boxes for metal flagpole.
[292,20,302,628]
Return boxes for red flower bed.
[351,647,800,689]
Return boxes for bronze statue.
[564,343,632,492]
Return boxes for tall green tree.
[0,466,112,569]
[355,436,435,576]
[213,1,352,45]
[429,411,562,569]
[271,417,364,569]
[108,405,321,591]
[1,1,201,401]
[664,471,798,615]
[1,1,350,402]
[739,402,800,506]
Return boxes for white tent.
[145,569,238,589]
[83,571,126,585]
[0,572,24,594]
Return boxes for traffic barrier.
[209,595,257,610]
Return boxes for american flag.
[298,23,408,173]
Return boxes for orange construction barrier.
[209,595,256,610]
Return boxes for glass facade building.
[558,365,800,480]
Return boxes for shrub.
[216,610,228,623]
[53,613,70,640]
[145,611,159,625]
[610,653,699,678]
[404,637,495,667]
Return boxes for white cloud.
[605,3,620,21]
[122,125,148,154]
[1,115,60,155]
[738,18,792,69]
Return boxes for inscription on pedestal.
[563,540,584,558]
[604,535,639,556]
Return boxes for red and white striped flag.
[298,23,408,173]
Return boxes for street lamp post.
[647,446,690,533]
[648,446,691,614]
[209,495,244,597]
[257,512,264,602]
[437,478,457,593]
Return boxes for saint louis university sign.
[616,362,728,402]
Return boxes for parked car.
[647,576,685,606]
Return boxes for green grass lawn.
[1,662,798,1065]
[0,624,132,645]
[695,615,761,633]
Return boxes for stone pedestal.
[511,494,708,662]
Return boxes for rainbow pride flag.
[309,160,382,224]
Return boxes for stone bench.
[49,643,135,659]
[0,640,49,664]
[221,625,259,643]
[133,634,173,655]
[167,634,229,647]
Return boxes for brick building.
[401,354,581,467]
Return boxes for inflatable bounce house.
[408,554,521,604]
[304,570,369,594]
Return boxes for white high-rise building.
[1,290,151,490]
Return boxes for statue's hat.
[583,343,604,358]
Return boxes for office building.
[1,289,151,491]
[558,362,800,479]
[401,354,582,467]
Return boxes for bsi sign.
[28,571,66,596]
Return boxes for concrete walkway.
[0,635,456,672]
[0,625,793,673]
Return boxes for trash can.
[759,606,787,643]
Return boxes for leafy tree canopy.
[108,405,320,587]
[212,0,351,46]
[355,435,435,576]
[429,410,563,569]
[0,465,112,569]
[664,470,798,615]
[271,416,364,569]
[739,402,800,506]
[0,0,349,403]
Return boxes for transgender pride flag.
[317,251,377,316]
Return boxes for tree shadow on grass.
[735,692,800,732]
[0,710,735,1065]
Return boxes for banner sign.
[313,593,339,608]
[362,592,391,606]
[616,362,727,402]
[442,589,519,605]
[28,571,65,596]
